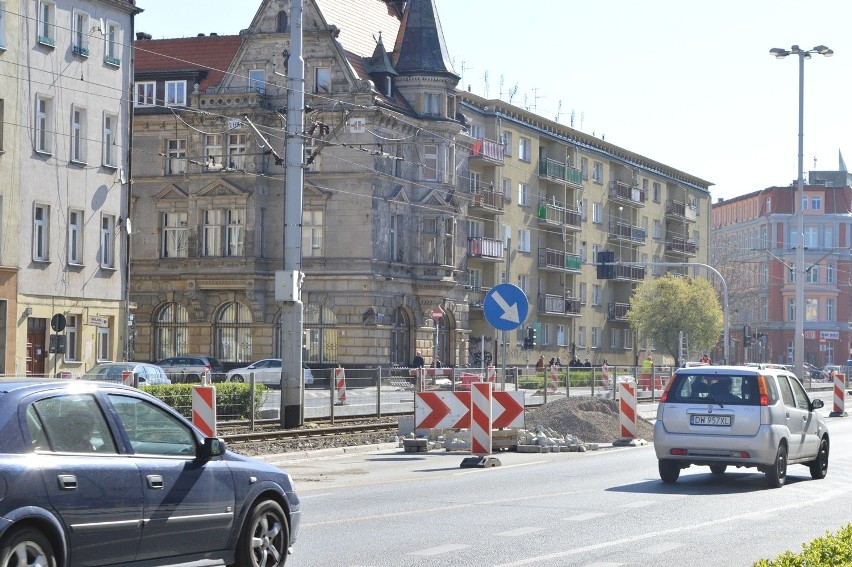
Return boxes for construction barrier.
[334,366,347,405]
[471,382,493,456]
[601,363,611,389]
[486,365,496,383]
[618,380,637,439]
[414,390,524,430]
[831,372,846,417]
[549,364,558,393]
[121,370,134,387]
[191,385,217,437]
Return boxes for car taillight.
[757,375,769,406]
[670,448,688,456]
[659,377,675,403]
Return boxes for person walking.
[412,352,425,368]
[641,355,653,391]
[535,356,545,372]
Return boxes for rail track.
[221,417,401,446]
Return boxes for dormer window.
[424,93,442,117]
[165,80,187,106]
[249,69,265,93]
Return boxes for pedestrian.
[412,352,425,368]
[699,353,712,365]
[556,357,563,368]
[548,357,555,367]
[535,356,545,372]
[432,357,442,368]
[584,358,591,368]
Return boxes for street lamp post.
[769,44,833,380]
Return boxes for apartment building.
[459,93,713,366]
[0,0,137,376]
[712,169,852,367]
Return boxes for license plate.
[691,414,731,426]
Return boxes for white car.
[226,359,314,387]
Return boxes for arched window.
[390,307,410,366]
[154,303,188,360]
[277,11,288,33]
[436,313,452,366]
[304,303,337,364]
[215,302,252,363]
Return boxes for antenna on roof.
[556,100,564,123]
[499,74,505,99]
[507,83,518,105]
[483,70,489,98]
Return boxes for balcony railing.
[608,220,646,244]
[608,302,630,320]
[468,237,504,260]
[537,294,581,316]
[469,185,505,213]
[665,236,697,256]
[599,263,646,281]
[537,199,581,231]
[666,199,698,222]
[470,137,504,164]
[608,180,645,207]
[538,158,583,187]
[537,248,582,272]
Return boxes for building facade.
[128,0,713,370]
[712,170,852,367]
[0,0,137,376]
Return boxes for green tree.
[627,273,724,367]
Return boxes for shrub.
[754,524,852,566]
[141,383,267,421]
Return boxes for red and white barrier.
[486,365,496,383]
[192,385,217,437]
[601,364,611,389]
[471,382,493,456]
[334,366,347,405]
[618,380,636,439]
[414,390,524,430]
[549,364,558,393]
[831,372,846,416]
[121,370,134,387]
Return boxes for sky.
[134,0,852,202]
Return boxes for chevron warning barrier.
[414,390,524,430]
[618,380,636,439]
[192,385,217,437]
[334,366,347,405]
[471,382,493,456]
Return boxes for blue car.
[0,379,300,566]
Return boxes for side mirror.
[198,437,227,460]
[811,398,824,410]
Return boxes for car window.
[29,394,118,454]
[668,373,756,405]
[786,375,811,410]
[777,375,796,407]
[108,394,197,456]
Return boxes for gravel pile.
[525,396,655,444]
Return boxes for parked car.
[82,362,171,386]
[654,364,829,488]
[155,355,226,383]
[226,359,314,387]
[0,379,300,566]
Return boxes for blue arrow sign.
[483,283,529,331]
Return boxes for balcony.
[537,248,582,273]
[608,302,630,320]
[469,185,505,214]
[665,235,697,257]
[537,199,581,231]
[665,199,697,222]
[470,138,504,165]
[599,263,646,282]
[608,180,645,207]
[468,237,504,261]
[608,220,646,244]
[538,158,583,187]
[537,294,581,316]
[197,89,269,111]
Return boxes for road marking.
[563,512,607,522]
[409,543,471,556]
[495,527,547,537]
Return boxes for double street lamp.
[769,44,833,380]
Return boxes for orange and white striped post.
[334,366,347,405]
[549,364,558,393]
[471,382,493,456]
[192,385,217,437]
[486,365,496,384]
[601,363,611,389]
[830,372,847,417]
[618,380,637,439]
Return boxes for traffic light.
[744,334,752,348]
[523,326,537,350]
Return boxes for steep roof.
[314,0,403,58]
[133,35,242,91]
[392,0,458,79]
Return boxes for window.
[0,2,6,50]
[33,204,49,261]
[166,139,186,175]
[579,282,587,305]
[104,21,121,66]
[811,196,821,211]
[517,275,529,296]
[801,195,808,211]
[424,93,441,116]
[580,157,588,179]
[155,302,189,359]
[134,82,155,107]
[803,226,818,248]
[518,182,530,207]
[653,219,661,239]
[249,69,265,93]
[581,198,588,221]
[578,326,586,349]
[389,214,401,262]
[314,67,331,94]
[423,144,438,181]
[787,298,795,322]
[161,212,187,258]
[65,315,79,361]
[204,134,223,167]
[827,298,835,322]
[557,324,566,347]
[390,307,410,366]
[109,395,195,456]
[71,106,86,163]
[591,327,601,349]
[165,80,187,106]
[610,329,619,349]
[805,298,818,321]
[502,178,511,201]
[502,132,512,156]
[302,209,324,257]
[592,162,603,183]
[825,226,834,248]
[100,214,115,268]
[102,113,117,167]
[653,182,661,203]
[806,265,818,284]
[592,284,601,306]
[826,263,836,284]
[227,133,247,170]
[517,228,531,253]
[202,210,222,257]
[97,324,111,361]
[276,10,288,32]
[35,95,52,154]
[592,202,602,224]
[68,209,83,265]
[303,303,338,364]
[423,218,437,263]
[72,11,89,56]
[37,1,55,46]
[518,137,531,162]
[226,209,244,256]
[468,268,481,290]
[215,302,252,363]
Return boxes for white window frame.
[33,203,49,262]
[71,105,86,163]
[72,10,89,56]
[226,209,244,257]
[65,315,79,361]
[811,195,822,211]
[100,214,115,269]
[0,2,6,50]
[518,137,531,162]
[227,133,247,171]
[517,228,531,253]
[653,182,661,202]
[68,209,83,265]
[806,265,818,284]
[134,81,155,107]
[165,80,187,106]
[37,1,55,47]
[161,211,188,258]
[826,263,836,284]
[591,327,601,349]
[518,182,529,207]
[302,209,324,257]
[578,326,586,349]
[249,69,266,93]
[592,202,602,224]
[202,209,223,257]
[166,139,187,175]
[35,95,52,154]
[424,93,441,116]
[653,219,662,239]
[592,162,603,184]
[314,67,331,94]
[97,325,110,362]
[104,21,121,66]
[592,284,601,306]
[422,144,438,181]
[205,134,223,166]
[502,132,512,156]
[102,112,117,168]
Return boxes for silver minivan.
[654,365,829,488]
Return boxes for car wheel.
[765,444,788,488]
[233,499,289,567]
[658,459,680,483]
[809,437,829,480]
[231,374,245,383]
[0,526,57,567]
[709,464,727,475]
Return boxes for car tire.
[231,374,245,383]
[658,459,680,483]
[0,526,57,567]
[765,444,788,488]
[233,499,290,567]
[709,464,727,475]
[808,437,829,480]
